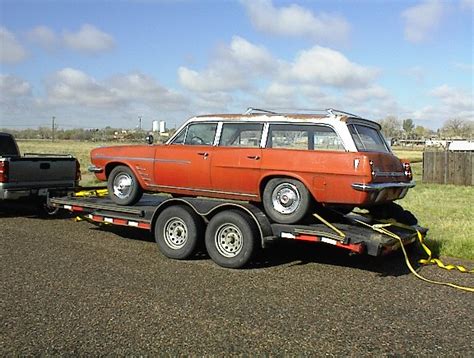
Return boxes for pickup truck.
[0,132,80,202]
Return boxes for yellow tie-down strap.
[354,219,474,293]
[74,188,109,197]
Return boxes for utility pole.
[138,116,142,130]
[52,116,56,142]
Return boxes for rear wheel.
[107,165,143,205]
[155,205,203,259]
[262,178,311,224]
[205,210,258,268]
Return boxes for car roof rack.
[244,107,361,118]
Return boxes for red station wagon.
[89,109,415,224]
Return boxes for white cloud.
[45,68,120,107]
[242,0,350,43]
[178,36,277,92]
[288,46,378,87]
[453,62,474,72]
[430,84,473,111]
[401,1,446,43]
[27,26,58,50]
[0,74,32,98]
[63,24,115,54]
[0,27,28,64]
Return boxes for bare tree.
[377,116,402,138]
[441,119,474,138]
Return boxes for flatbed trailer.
[50,194,426,268]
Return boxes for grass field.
[16,140,473,260]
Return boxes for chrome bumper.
[88,165,104,173]
[351,181,416,192]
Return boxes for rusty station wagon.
[89,109,415,224]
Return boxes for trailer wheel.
[262,178,311,224]
[155,205,203,260]
[205,210,258,269]
[108,165,143,205]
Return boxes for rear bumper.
[88,165,104,173]
[351,181,416,192]
[0,183,77,200]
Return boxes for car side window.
[219,123,263,148]
[171,129,186,144]
[313,126,345,151]
[268,124,310,150]
[184,123,218,146]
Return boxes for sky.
[0,0,473,131]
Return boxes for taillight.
[75,159,81,182]
[0,161,8,183]
[369,160,375,178]
[403,162,412,180]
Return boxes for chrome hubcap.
[163,218,187,249]
[113,173,133,199]
[272,183,301,214]
[215,224,243,258]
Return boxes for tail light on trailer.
[403,162,412,180]
[0,161,8,183]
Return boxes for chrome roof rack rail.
[244,107,278,115]
[326,108,361,118]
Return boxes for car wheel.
[107,165,143,205]
[262,178,311,224]
[205,210,259,269]
[155,205,203,260]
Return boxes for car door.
[153,122,217,192]
[210,122,263,199]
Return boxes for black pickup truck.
[0,132,80,202]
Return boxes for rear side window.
[267,124,344,151]
[219,123,263,148]
[349,124,389,152]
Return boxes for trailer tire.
[205,210,258,269]
[155,205,203,260]
[263,178,311,224]
[108,165,143,205]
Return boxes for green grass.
[15,140,474,260]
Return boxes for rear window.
[349,124,389,153]
[0,134,19,156]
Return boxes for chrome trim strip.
[154,158,191,165]
[88,165,103,173]
[351,181,416,192]
[93,155,190,165]
[147,184,259,198]
[372,171,406,178]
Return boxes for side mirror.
[145,135,154,145]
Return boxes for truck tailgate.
[7,157,77,184]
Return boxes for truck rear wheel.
[205,210,258,269]
[108,165,143,205]
[155,205,203,260]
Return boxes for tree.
[402,119,415,137]
[377,116,402,139]
[441,118,474,138]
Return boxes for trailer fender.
[150,198,273,248]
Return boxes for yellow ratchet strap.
[75,188,108,197]
[353,219,474,293]
[312,212,346,238]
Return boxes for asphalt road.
[1,202,473,356]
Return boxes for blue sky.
[0,0,472,130]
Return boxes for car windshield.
[349,124,389,153]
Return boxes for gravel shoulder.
[1,203,473,356]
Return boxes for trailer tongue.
[50,194,426,268]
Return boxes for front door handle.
[247,155,260,160]
[197,152,209,158]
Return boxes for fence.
[422,151,473,185]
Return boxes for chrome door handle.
[198,152,209,157]
[247,155,260,160]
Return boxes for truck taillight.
[0,161,8,183]
[75,159,81,181]
[403,162,412,180]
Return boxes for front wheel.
[262,178,311,224]
[205,210,259,269]
[107,165,143,205]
